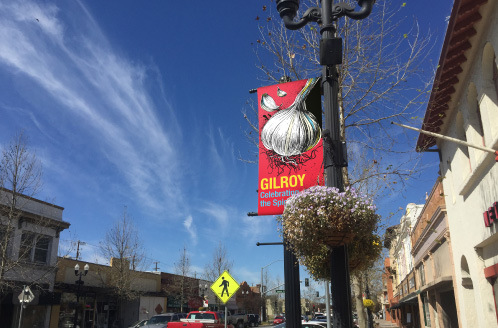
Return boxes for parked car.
[274,322,326,328]
[168,311,234,328]
[227,312,249,328]
[143,313,183,328]
[311,315,327,322]
[273,316,285,325]
[248,314,259,327]
[129,319,149,328]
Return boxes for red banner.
[258,78,324,215]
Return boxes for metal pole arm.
[280,7,321,30]
[332,0,375,20]
[262,283,286,295]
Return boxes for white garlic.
[261,78,321,157]
[277,87,287,97]
[260,93,281,112]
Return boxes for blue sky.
[0,0,452,290]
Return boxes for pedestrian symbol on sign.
[220,277,230,297]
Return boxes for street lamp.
[365,276,374,328]
[74,263,89,328]
[200,283,209,309]
[274,1,375,328]
[260,260,283,322]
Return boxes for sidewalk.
[374,319,399,328]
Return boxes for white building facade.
[0,188,70,328]
[417,0,498,326]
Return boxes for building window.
[19,232,51,264]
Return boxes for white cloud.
[184,215,198,246]
[0,0,188,217]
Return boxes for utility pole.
[75,240,86,260]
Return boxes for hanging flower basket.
[278,185,381,280]
[323,231,355,247]
[363,299,375,311]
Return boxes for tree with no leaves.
[171,245,196,312]
[243,1,436,326]
[99,208,147,326]
[0,132,43,295]
[204,242,234,282]
[0,132,71,327]
[204,242,233,309]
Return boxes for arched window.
[467,83,485,146]
[482,43,498,103]
[481,43,498,131]
[455,111,471,173]
[461,256,478,326]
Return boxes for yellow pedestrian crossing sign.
[211,270,240,304]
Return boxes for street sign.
[210,270,240,304]
[276,290,285,293]
[18,286,34,303]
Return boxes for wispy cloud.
[184,215,198,246]
[0,0,188,217]
[200,202,231,238]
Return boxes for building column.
[444,230,463,328]
[428,291,438,328]
[417,294,425,328]
[435,291,445,328]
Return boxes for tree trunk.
[352,274,367,328]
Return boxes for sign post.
[211,271,240,328]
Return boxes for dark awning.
[399,290,420,304]
[419,276,453,292]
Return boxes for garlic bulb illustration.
[261,78,321,157]
[277,87,287,97]
[260,93,281,112]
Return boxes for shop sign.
[483,202,498,227]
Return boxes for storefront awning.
[419,276,452,292]
[398,290,420,304]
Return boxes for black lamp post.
[200,284,208,309]
[274,1,375,328]
[73,263,89,328]
[365,276,374,328]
